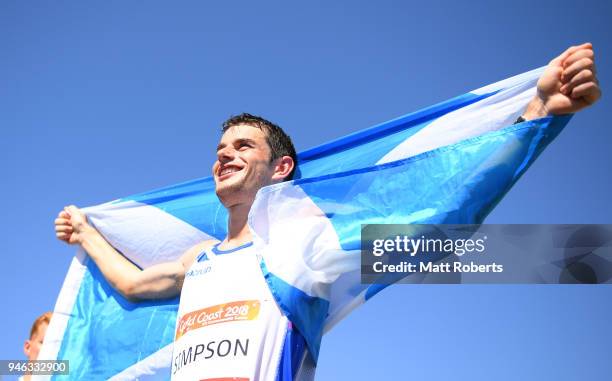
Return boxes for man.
[55,43,600,380]
[22,311,52,381]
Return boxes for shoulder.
[179,239,220,268]
[191,239,219,253]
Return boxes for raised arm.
[54,205,214,302]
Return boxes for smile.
[218,165,243,179]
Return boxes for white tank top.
[171,242,290,381]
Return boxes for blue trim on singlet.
[196,241,253,262]
[212,241,254,255]
[196,251,209,262]
[276,322,308,381]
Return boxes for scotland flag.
[37,66,571,380]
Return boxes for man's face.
[213,124,276,206]
[24,322,48,361]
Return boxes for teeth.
[220,167,240,176]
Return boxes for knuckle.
[585,49,594,59]
[578,83,594,95]
[573,70,593,84]
[568,65,580,75]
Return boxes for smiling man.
[55,114,310,380]
[54,43,601,380]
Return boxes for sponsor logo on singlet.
[172,337,250,376]
[185,264,212,278]
[175,300,261,340]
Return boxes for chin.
[216,182,248,206]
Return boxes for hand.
[54,205,92,245]
[524,43,601,119]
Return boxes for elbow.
[117,281,141,303]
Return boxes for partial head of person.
[214,113,297,207]
[24,311,52,361]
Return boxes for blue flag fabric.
[38,66,571,380]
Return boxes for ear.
[271,156,295,182]
[24,339,31,357]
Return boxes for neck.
[224,202,253,248]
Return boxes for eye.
[238,143,251,151]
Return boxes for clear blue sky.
[1,1,610,380]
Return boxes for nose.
[217,145,235,163]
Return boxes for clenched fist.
[54,205,91,245]
[525,43,601,119]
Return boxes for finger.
[64,205,80,216]
[563,57,595,82]
[55,225,73,234]
[566,42,593,55]
[55,217,71,226]
[562,48,594,71]
[66,205,85,219]
[571,82,601,104]
[56,232,70,241]
[560,69,595,95]
[550,43,592,66]
[59,210,71,219]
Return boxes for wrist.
[75,223,97,245]
[522,95,549,121]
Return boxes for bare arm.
[55,205,215,302]
[126,242,213,301]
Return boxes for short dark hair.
[222,113,298,180]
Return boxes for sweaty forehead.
[219,124,268,145]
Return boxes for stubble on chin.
[215,180,252,207]
[216,183,237,204]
